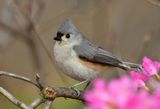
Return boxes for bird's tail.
[119,61,142,71]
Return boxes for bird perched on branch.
[53,19,141,88]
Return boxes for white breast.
[53,42,98,81]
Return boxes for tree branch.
[0,71,84,109]
[55,87,83,101]
[29,97,45,109]
[0,71,42,90]
[0,87,30,109]
[43,101,52,109]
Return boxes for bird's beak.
[54,35,62,41]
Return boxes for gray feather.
[73,36,123,67]
[58,19,79,34]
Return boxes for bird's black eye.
[66,34,70,38]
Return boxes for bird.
[53,19,141,88]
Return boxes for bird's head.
[54,19,82,46]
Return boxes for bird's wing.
[73,37,122,67]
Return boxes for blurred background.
[0,0,160,108]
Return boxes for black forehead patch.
[57,32,64,37]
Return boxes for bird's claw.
[70,87,81,97]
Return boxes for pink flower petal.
[92,79,107,90]
[131,71,148,81]
[84,75,160,109]
[142,56,160,76]
[130,71,149,88]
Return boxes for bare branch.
[0,71,41,89]
[43,101,53,109]
[42,87,84,102]
[0,71,84,101]
[36,73,44,90]
[145,0,160,7]
[29,97,45,109]
[55,87,84,101]
[0,87,30,109]
[0,71,84,109]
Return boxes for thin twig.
[0,87,30,109]
[42,87,84,102]
[36,73,44,90]
[43,101,52,109]
[0,71,84,101]
[55,87,84,101]
[0,71,40,89]
[0,71,84,109]
[29,97,45,109]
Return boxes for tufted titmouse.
[53,19,141,87]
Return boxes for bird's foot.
[69,86,81,97]
[68,80,90,97]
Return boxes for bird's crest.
[58,19,78,34]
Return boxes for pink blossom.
[130,71,149,88]
[84,76,160,109]
[142,56,160,76]
[84,79,111,109]
[130,56,160,89]
[124,92,160,109]
[84,56,160,109]
[106,76,137,107]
